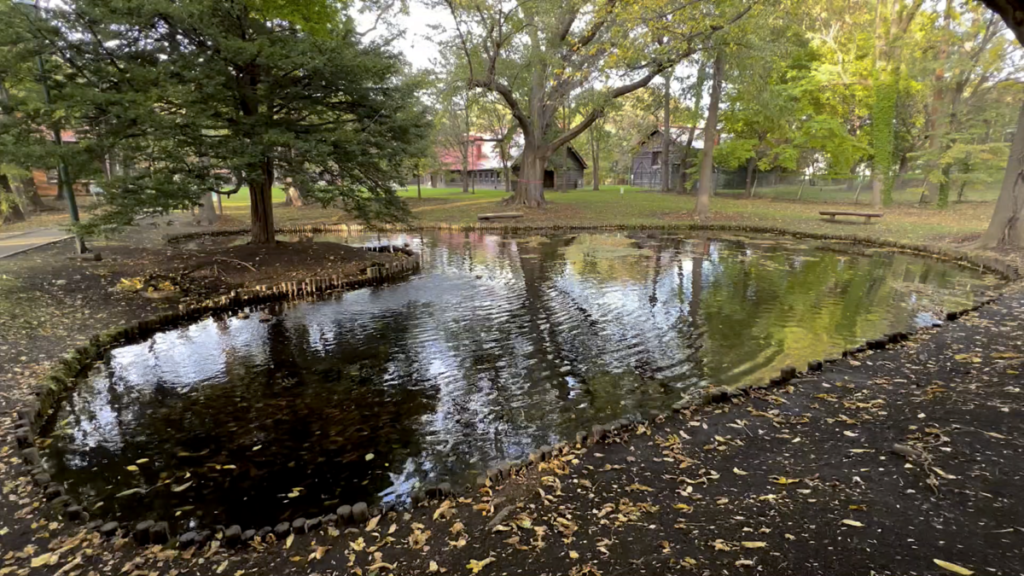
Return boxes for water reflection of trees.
[48,306,435,530]
[47,231,990,530]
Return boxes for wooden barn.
[512,146,588,190]
[631,127,703,190]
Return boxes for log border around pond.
[8,223,1019,551]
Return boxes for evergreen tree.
[29,0,428,244]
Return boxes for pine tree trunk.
[977,101,1024,248]
[1,174,26,224]
[591,130,601,191]
[417,174,422,199]
[248,158,276,245]
[744,156,757,198]
[508,142,548,207]
[695,52,724,223]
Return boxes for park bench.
[820,210,883,224]
[477,212,524,221]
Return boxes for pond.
[43,231,1000,532]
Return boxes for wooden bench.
[477,212,524,221]
[820,210,883,224]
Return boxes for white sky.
[353,2,452,70]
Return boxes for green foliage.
[6,0,428,237]
[872,72,899,205]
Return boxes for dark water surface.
[44,231,1000,531]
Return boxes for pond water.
[44,231,1000,532]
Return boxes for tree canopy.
[3,0,429,244]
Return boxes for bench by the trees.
[820,210,883,224]
[477,212,524,221]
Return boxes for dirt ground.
[2,219,1023,576]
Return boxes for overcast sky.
[353,2,451,70]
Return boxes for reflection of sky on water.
[45,231,1000,530]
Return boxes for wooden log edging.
[9,251,422,546]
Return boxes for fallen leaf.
[429,560,439,572]
[30,553,56,568]
[366,515,381,531]
[467,557,495,574]
[285,534,294,549]
[171,481,193,493]
[733,468,748,476]
[741,542,767,548]
[840,519,864,527]
[933,559,973,575]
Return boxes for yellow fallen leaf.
[284,534,294,549]
[840,519,864,527]
[467,557,495,573]
[171,481,193,492]
[569,550,579,559]
[733,468,748,476]
[216,560,229,573]
[135,458,150,464]
[769,476,801,485]
[30,553,56,568]
[933,559,973,575]
[126,465,139,472]
[429,560,439,572]
[741,542,767,548]
[673,504,693,512]
[366,515,381,531]
[368,562,395,570]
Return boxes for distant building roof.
[511,145,588,170]
[638,126,704,151]
[438,135,505,171]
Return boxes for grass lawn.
[221,186,288,206]
[253,183,1000,249]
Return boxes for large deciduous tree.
[32,0,427,244]
[975,0,1024,247]
[695,50,724,222]
[443,0,752,208]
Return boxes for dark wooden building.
[631,127,703,189]
[512,146,588,190]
